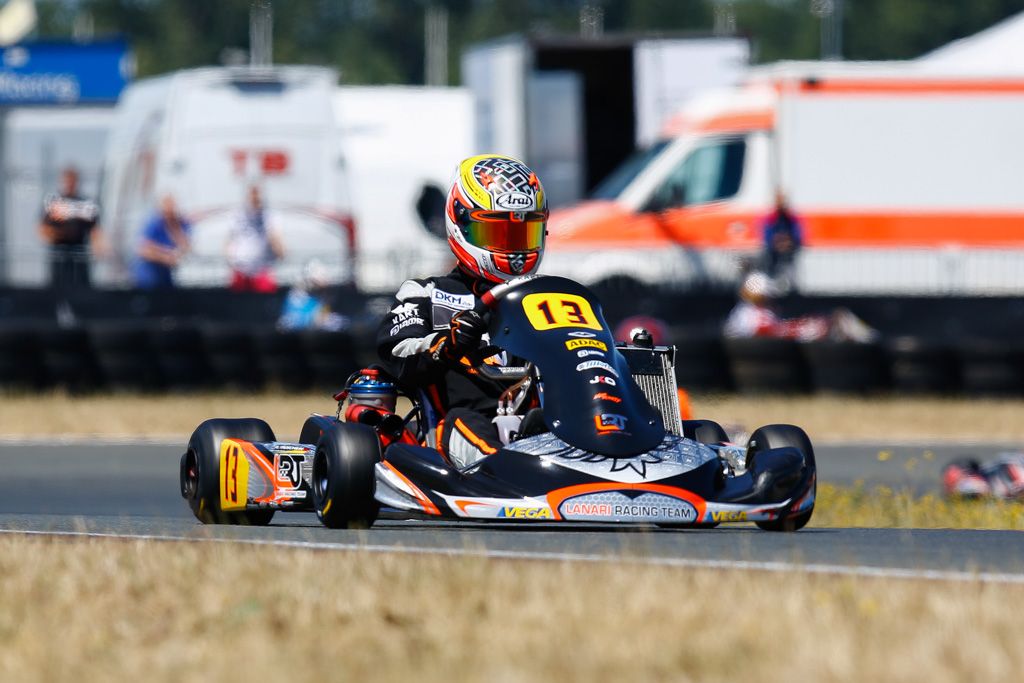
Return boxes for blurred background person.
[277,259,348,331]
[225,184,284,292]
[761,189,803,293]
[724,270,877,343]
[132,194,191,290]
[38,166,108,289]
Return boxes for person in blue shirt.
[133,195,191,290]
[761,189,803,292]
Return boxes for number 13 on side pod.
[523,293,602,331]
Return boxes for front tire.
[746,424,815,532]
[312,422,382,529]
[181,418,277,525]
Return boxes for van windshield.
[644,137,746,212]
[589,140,670,200]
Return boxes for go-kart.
[180,275,816,531]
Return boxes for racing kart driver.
[376,154,548,470]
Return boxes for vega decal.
[595,413,628,435]
[709,510,748,522]
[576,360,618,376]
[522,293,602,331]
[565,338,607,351]
[497,507,553,519]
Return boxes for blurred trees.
[31,0,1024,82]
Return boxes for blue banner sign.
[0,40,129,105]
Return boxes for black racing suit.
[376,266,510,468]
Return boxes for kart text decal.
[522,293,602,331]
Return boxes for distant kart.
[180,276,816,531]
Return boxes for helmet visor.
[463,210,547,252]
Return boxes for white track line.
[2,528,1023,585]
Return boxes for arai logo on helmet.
[494,191,532,210]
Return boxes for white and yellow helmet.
[445,154,548,282]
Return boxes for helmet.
[445,154,548,282]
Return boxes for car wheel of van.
[312,422,382,529]
[181,418,276,526]
[746,424,815,532]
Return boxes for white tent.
[917,11,1024,73]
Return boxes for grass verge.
[814,483,1024,530]
[1,535,1022,683]
[2,390,1024,441]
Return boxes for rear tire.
[181,418,277,525]
[746,424,815,532]
[312,422,382,529]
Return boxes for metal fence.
[9,242,1024,296]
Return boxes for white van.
[99,65,354,288]
[545,61,1024,295]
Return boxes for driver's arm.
[377,280,486,387]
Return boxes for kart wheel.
[681,419,729,445]
[312,422,382,529]
[182,418,277,526]
[746,424,815,532]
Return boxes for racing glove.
[432,309,488,366]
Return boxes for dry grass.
[814,483,1024,529]
[2,390,1024,441]
[1,535,1022,683]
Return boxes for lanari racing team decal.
[576,360,618,376]
[559,491,698,523]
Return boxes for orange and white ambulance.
[544,61,1024,294]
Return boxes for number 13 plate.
[522,293,602,331]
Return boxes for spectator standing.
[761,189,803,292]
[133,194,191,290]
[225,184,284,292]
[38,166,107,288]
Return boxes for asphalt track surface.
[1,439,1023,579]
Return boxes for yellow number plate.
[219,440,250,511]
[522,293,602,331]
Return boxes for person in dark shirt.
[376,154,548,470]
[761,189,803,292]
[38,166,107,288]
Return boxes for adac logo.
[566,338,607,351]
[498,507,552,519]
[593,392,622,403]
[710,510,748,522]
[494,191,533,210]
[595,413,628,435]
